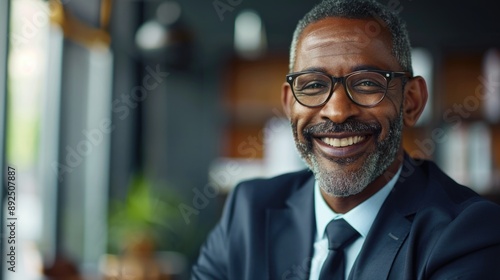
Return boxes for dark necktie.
[318,219,360,280]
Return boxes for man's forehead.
[301,26,370,52]
[295,17,394,67]
[304,21,366,40]
[299,18,390,48]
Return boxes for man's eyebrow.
[299,66,328,73]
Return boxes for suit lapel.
[266,175,316,280]
[349,155,427,280]
[348,208,412,280]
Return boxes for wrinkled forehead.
[295,17,395,68]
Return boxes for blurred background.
[1,0,500,279]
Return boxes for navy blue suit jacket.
[192,157,500,279]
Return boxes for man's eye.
[351,79,385,93]
[355,80,381,87]
[303,82,328,90]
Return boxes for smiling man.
[192,0,500,279]
[286,13,414,214]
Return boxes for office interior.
[1,0,500,279]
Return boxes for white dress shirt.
[308,167,402,280]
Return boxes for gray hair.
[289,0,413,75]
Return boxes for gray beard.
[292,109,403,198]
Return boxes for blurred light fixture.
[234,9,267,59]
[135,20,168,51]
[135,1,192,68]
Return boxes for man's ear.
[281,82,294,120]
[403,76,428,127]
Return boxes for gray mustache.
[303,119,381,136]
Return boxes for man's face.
[284,17,406,197]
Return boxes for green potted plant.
[105,174,187,279]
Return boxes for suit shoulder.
[216,169,313,234]
[411,158,500,225]
[231,169,313,206]
[398,157,500,223]
[393,159,500,278]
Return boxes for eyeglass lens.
[291,72,387,106]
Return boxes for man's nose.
[318,84,362,123]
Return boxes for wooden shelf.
[222,54,289,158]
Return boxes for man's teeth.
[322,136,365,147]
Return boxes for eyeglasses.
[286,70,411,108]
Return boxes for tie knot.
[325,219,359,250]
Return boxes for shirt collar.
[314,166,402,240]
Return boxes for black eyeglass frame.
[286,69,412,108]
